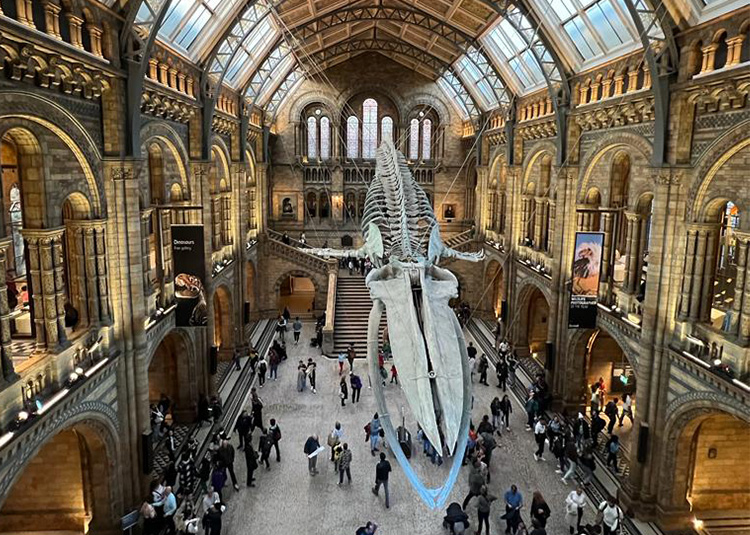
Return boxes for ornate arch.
[514,276,553,316]
[405,94,450,125]
[146,327,194,368]
[273,269,321,296]
[287,91,340,124]
[0,401,120,518]
[577,132,654,201]
[688,121,750,222]
[140,121,191,195]
[658,392,750,508]
[337,85,407,123]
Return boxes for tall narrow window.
[320,117,330,159]
[408,119,419,160]
[8,184,25,277]
[307,116,317,159]
[362,98,378,159]
[381,117,393,144]
[346,116,359,158]
[421,119,432,160]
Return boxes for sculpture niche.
[310,141,482,508]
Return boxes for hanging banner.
[568,232,604,329]
[172,225,208,327]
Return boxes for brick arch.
[140,121,191,197]
[405,94,451,125]
[288,91,339,124]
[513,277,552,351]
[337,85,407,123]
[688,122,750,223]
[577,132,653,202]
[658,392,750,512]
[273,269,321,295]
[0,91,104,216]
[521,140,557,179]
[0,401,121,529]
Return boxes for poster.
[172,225,208,327]
[568,232,604,329]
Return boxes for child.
[390,364,398,384]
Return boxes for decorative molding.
[574,96,654,131]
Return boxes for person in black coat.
[164,461,178,488]
[204,503,224,535]
[198,395,211,426]
[234,410,252,450]
[244,442,258,487]
[443,502,470,534]
[530,491,551,528]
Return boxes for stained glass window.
[362,98,378,159]
[422,119,432,160]
[381,117,393,144]
[409,119,419,160]
[307,116,317,159]
[320,117,330,160]
[346,116,359,159]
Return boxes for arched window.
[307,116,317,159]
[362,98,378,159]
[421,119,432,160]
[381,117,393,144]
[408,119,419,160]
[346,116,359,159]
[320,117,330,160]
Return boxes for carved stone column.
[520,197,531,243]
[729,234,749,335]
[533,197,545,248]
[67,224,89,327]
[689,229,709,321]
[140,209,153,296]
[66,14,85,50]
[23,228,67,351]
[86,24,104,58]
[700,44,718,74]
[740,238,750,345]
[626,214,642,294]
[547,201,556,254]
[726,36,745,66]
[94,222,110,323]
[699,228,718,322]
[15,0,35,27]
[43,1,62,39]
[0,239,18,384]
[601,212,614,287]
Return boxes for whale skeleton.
[308,141,482,508]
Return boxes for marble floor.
[220,321,601,535]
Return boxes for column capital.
[21,227,66,244]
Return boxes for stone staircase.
[333,273,386,356]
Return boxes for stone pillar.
[148,59,159,80]
[533,197,545,248]
[700,44,718,74]
[626,67,639,92]
[613,75,625,96]
[159,63,169,86]
[520,197,531,244]
[68,224,89,327]
[679,228,698,319]
[67,220,109,324]
[601,212,614,292]
[43,1,62,39]
[0,239,18,384]
[15,0,35,27]
[623,213,635,290]
[688,229,709,321]
[729,234,749,334]
[23,228,67,351]
[740,238,750,345]
[726,36,745,66]
[699,228,718,322]
[66,14,85,50]
[626,214,642,294]
[87,24,104,58]
[140,210,153,296]
[547,201,556,254]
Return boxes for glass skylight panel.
[254,56,295,105]
[482,17,546,93]
[455,56,497,109]
[586,0,629,48]
[437,76,474,120]
[224,17,277,86]
[564,18,601,60]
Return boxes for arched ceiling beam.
[621,0,679,165]
[120,0,173,157]
[242,38,294,109]
[285,6,513,110]
[480,0,572,165]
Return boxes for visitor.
[234,410,252,450]
[462,459,485,509]
[200,486,220,517]
[198,394,211,426]
[477,414,494,435]
[339,377,348,407]
[529,518,547,535]
[338,442,353,485]
[296,360,307,392]
[491,397,502,430]
[390,364,398,384]
[565,485,586,534]
[507,351,518,387]
[604,397,619,434]
[443,502,470,534]
[304,434,321,475]
[530,416,546,461]
[591,410,606,448]
[163,486,177,535]
[276,315,287,341]
[580,444,596,485]
[605,435,620,473]
[551,433,566,474]
[372,451,391,508]
[243,440,258,487]
[350,372,363,402]
[140,495,158,535]
[478,432,496,481]
[590,385,600,415]
[257,353,267,387]
[619,393,634,426]
[525,394,539,430]
[469,352,477,383]
[283,306,291,321]
[269,418,282,462]
[210,396,222,424]
[561,437,579,484]
[328,422,343,461]
[293,317,302,344]
[347,343,356,371]
[307,358,317,393]
[355,521,378,535]
[258,428,272,470]
[174,500,198,535]
[497,357,509,391]
[598,496,623,535]
[499,394,512,431]
[217,439,240,491]
[477,353,489,385]
[475,485,496,535]
[503,484,523,534]
[166,429,177,461]
[210,462,228,502]
[268,348,280,381]
[203,502,225,535]
[369,413,381,455]
[338,352,347,374]
[574,413,591,449]
[467,341,477,361]
[530,491,550,528]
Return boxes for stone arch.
[578,132,653,201]
[514,278,553,360]
[140,122,190,197]
[337,85,407,123]
[658,393,750,517]
[482,259,505,317]
[406,93,451,125]
[2,126,46,229]
[521,141,557,185]
[0,403,120,532]
[213,283,234,350]
[274,269,321,315]
[288,91,339,124]
[210,140,231,192]
[0,91,104,216]
[147,328,194,419]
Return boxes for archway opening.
[708,200,741,330]
[277,274,315,317]
[213,285,233,355]
[523,287,549,366]
[0,424,115,533]
[245,261,256,322]
[484,260,505,320]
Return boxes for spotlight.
[713,358,722,367]
[17,411,29,422]
[693,518,704,530]
[75,367,84,376]
[69,372,79,383]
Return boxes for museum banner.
[172,225,208,327]
[568,231,604,329]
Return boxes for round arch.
[140,130,190,199]
[483,259,505,318]
[514,280,552,365]
[147,329,194,417]
[274,270,320,316]
[578,133,653,202]
[0,406,120,532]
[521,142,557,186]
[213,284,234,351]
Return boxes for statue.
[310,141,482,508]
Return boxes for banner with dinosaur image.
[172,225,208,327]
[568,231,604,329]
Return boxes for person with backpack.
[597,496,623,535]
[490,397,502,431]
[328,422,343,461]
[258,429,272,470]
[292,317,303,344]
[257,355,268,387]
[339,377,348,407]
[475,485,497,535]
[268,418,282,462]
[605,435,620,473]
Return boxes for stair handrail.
[265,231,337,275]
[444,227,475,248]
[323,269,336,353]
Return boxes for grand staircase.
[333,273,386,356]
